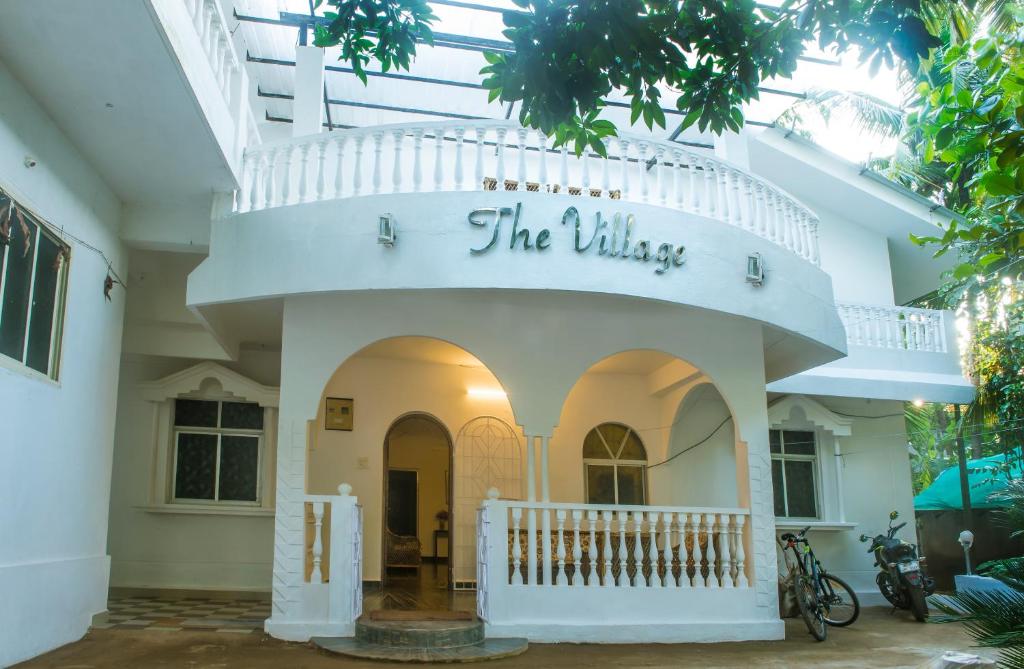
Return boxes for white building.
[0,1,973,665]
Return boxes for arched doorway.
[381,414,453,603]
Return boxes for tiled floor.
[91,595,270,634]
[364,564,476,613]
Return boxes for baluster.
[739,174,752,230]
[556,510,568,586]
[662,512,675,587]
[281,145,295,205]
[673,149,684,210]
[702,158,716,219]
[791,204,804,257]
[265,148,279,209]
[541,507,552,585]
[454,127,466,190]
[601,510,613,587]
[719,513,734,588]
[559,144,569,195]
[587,510,598,587]
[297,143,313,202]
[199,4,212,55]
[333,136,346,199]
[572,510,583,587]
[311,502,325,583]
[735,515,748,587]
[391,129,405,193]
[216,36,230,92]
[495,127,508,190]
[352,134,365,196]
[718,168,732,225]
[601,138,611,198]
[474,126,485,190]
[681,513,693,588]
[527,504,537,585]
[236,154,252,213]
[249,153,265,211]
[686,151,699,213]
[655,146,667,204]
[732,171,745,228]
[777,195,790,250]
[632,511,644,587]
[516,127,528,191]
[615,511,627,586]
[705,512,719,588]
[810,218,821,265]
[537,132,548,189]
[883,308,895,349]
[637,142,650,202]
[411,128,424,192]
[692,513,706,589]
[618,138,631,200]
[511,507,524,585]
[647,511,661,588]
[371,132,384,195]
[315,140,327,201]
[434,129,445,192]
[581,146,591,194]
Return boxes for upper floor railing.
[232,120,821,265]
[183,0,243,112]
[838,303,948,353]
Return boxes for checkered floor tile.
[92,595,270,634]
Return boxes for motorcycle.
[859,510,935,621]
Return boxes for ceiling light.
[467,387,506,399]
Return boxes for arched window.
[583,423,647,505]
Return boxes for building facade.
[0,1,973,664]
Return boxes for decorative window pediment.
[768,395,852,436]
[139,361,279,408]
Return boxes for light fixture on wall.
[467,387,507,400]
[746,252,764,286]
[378,213,397,247]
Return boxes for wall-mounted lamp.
[467,387,507,400]
[378,213,397,247]
[746,252,764,286]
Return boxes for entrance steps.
[312,610,528,662]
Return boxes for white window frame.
[770,429,820,520]
[171,399,265,506]
[137,362,280,517]
[0,188,70,381]
[582,423,648,505]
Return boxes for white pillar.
[526,434,536,502]
[293,45,324,137]
[540,435,550,502]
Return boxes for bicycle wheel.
[794,574,827,641]
[819,574,860,627]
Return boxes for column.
[293,45,325,137]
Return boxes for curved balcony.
[232,120,821,266]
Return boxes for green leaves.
[311,0,437,86]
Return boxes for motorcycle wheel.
[877,571,905,608]
[907,586,929,622]
[820,574,860,627]
[794,574,827,641]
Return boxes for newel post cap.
[338,483,353,496]
[486,487,500,500]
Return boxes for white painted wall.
[0,60,125,667]
[106,349,280,593]
[815,206,896,305]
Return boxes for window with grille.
[770,429,819,519]
[583,423,647,505]
[0,188,70,379]
[173,398,264,504]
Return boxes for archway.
[381,413,453,598]
[308,336,518,609]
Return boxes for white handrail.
[232,120,821,265]
[838,303,948,353]
[482,499,750,590]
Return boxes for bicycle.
[780,527,861,641]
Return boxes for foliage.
[311,0,436,84]
[991,479,1024,538]
[932,574,1024,669]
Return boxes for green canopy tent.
[914,449,1024,511]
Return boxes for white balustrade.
[183,0,242,110]
[481,500,750,591]
[233,121,821,265]
[837,303,948,353]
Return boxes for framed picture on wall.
[325,397,354,431]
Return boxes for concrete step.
[311,612,528,663]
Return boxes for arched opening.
[308,336,519,611]
[382,413,453,595]
[665,383,738,508]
